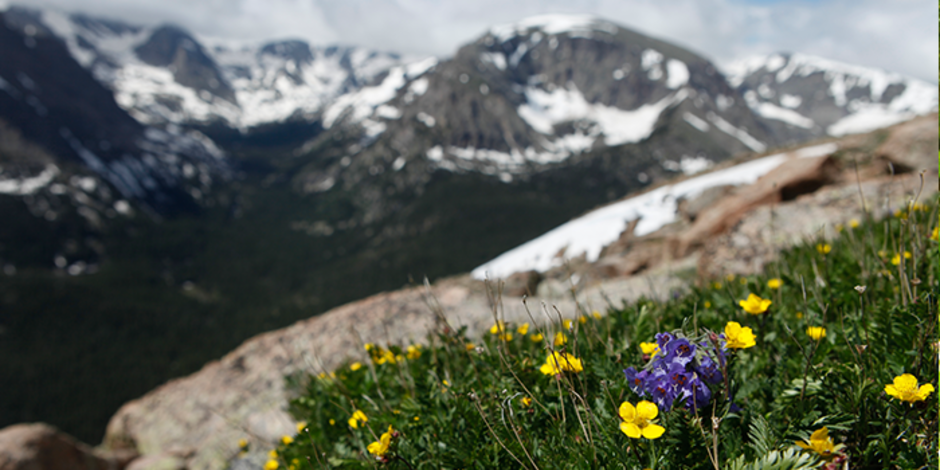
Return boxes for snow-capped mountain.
[726,52,937,141]
[0,8,226,213]
[322,14,776,179]
[4,6,405,129]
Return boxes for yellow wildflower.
[281,435,293,445]
[739,293,772,314]
[563,319,573,330]
[835,223,843,232]
[703,301,711,309]
[592,310,602,320]
[517,323,530,335]
[796,427,842,458]
[618,400,665,439]
[498,332,513,342]
[489,320,507,335]
[885,373,934,404]
[374,348,396,365]
[539,351,583,375]
[264,460,279,470]
[806,326,826,341]
[465,343,475,351]
[348,409,368,429]
[849,219,859,228]
[724,321,756,349]
[328,419,335,426]
[413,416,420,421]
[725,273,736,282]
[639,342,660,358]
[816,243,831,255]
[349,362,362,371]
[767,278,782,289]
[931,226,938,241]
[712,282,722,289]
[521,397,532,407]
[795,311,804,319]
[367,425,394,458]
[364,343,374,352]
[739,277,747,285]
[890,251,911,266]
[530,333,544,342]
[238,438,248,449]
[269,449,278,458]
[578,315,588,324]
[553,332,568,346]
[295,422,307,433]
[406,345,422,360]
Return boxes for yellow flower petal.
[641,423,665,439]
[894,373,918,390]
[618,401,636,421]
[810,427,829,442]
[917,383,935,400]
[620,421,642,438]
[635,400,658,420]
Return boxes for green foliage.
[725,448,818,470]
[267,199,938,469]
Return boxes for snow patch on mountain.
[706,113,766,152]
[665,59,689,89]
[471,142,838,279]
[322,56,437,136]
[518,84,689,146]
[743,91,815,129]
[0,164,59,195]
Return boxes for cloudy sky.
[17,0,939,83]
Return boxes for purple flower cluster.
[623,332,724,412]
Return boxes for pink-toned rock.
[676,150,840,256]
[697,170,937,278]
[0,423,133,470]
[875,114,939,173]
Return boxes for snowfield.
[471,142,839,280]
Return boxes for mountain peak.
[487,14,617,43]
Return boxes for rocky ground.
[0,114,936,470]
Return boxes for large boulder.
[0,423,135,470]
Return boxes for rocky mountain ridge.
[727,52,938,141]
[3,5,405,129]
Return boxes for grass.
[259,197,938,469]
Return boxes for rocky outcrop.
[0,423,135,470]
[675,148,840,256]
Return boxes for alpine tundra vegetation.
[253,201,938,469]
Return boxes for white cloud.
[23,0,938,83]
